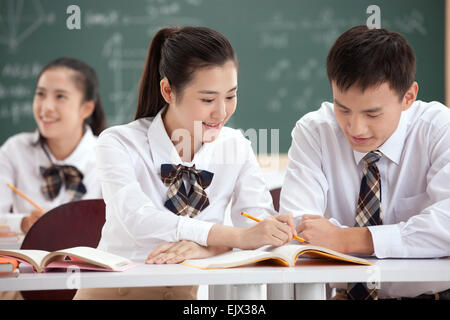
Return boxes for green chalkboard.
[0,0,445,152]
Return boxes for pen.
[241,211,306,243]
[7,183,45,212]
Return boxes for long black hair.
[135,26,237,120]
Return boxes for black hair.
[326,25,416,99]
[135,26,237,119]
[36,57,107,136]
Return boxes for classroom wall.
[0,0,447,152]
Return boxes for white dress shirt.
[96,108,275,262]
[280,100,450,298]
[0,127,102,234]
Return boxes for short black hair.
[326,25,416,99]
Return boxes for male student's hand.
[296,215,375,254]
[146,240,230,264]
[20,209,46,234]
[296,214,345,252]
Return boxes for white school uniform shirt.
[95,108,275,262]
[280,100,450,298]
[0,126,102,234]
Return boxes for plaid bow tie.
[40,165,87,201]
[161,164,214,218]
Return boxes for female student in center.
[74,26,296,300]
[0,57,106,235]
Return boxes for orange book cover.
[0,256,19,271]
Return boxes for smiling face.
[33,68,94,143]
[162,60,238,146]
[332,81,418,153]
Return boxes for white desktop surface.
[1,257,449,293]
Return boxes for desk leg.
[209,285,231,300]
[294,283,326,300]
[267,284,295,300]
[209,284,266,300]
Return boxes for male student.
[280,25,450,300]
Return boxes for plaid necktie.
[161,164,214,218]
[347,150,382,300]
[40,165,87,201]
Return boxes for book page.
[44,260,139,272]
[182,249,286,269]
[297,249,371,265]
[42,247,133,270]
[0,249,50,272]
[258,244,371,266]
[270,244,371,265]
[268,244,307,265]
[182,244,371,269]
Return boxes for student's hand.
[146,240,230,264]
[21,209,46,234]
[237,213,297,250]
[296,214,344,251]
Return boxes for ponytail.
[135,26,237,120]
[135,28,176,119]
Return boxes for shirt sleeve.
[96,132,214,247]
[368,123,450,258]
[229,139,276,228]
[0,138,26,234]
[279,121,330,226]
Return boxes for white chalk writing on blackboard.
[0,101,33,124]
[0,83,32,99]
[265,59,291,81]
[1,62,43,79]
[0,0,55,51]
[85,10,119,27]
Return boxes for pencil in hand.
[241,212,306,243]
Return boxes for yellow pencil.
[241,211,306,243]
[7,184,44,212]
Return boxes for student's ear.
[160,77,175,104]
[81,100,95,120]
[401,81,418,111]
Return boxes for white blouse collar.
[147,107,218,174]
[41,125,97,165]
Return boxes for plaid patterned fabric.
[161,164,214,218]
[355,150,383,227]
[40,165,87,201]
[347,150,382,300]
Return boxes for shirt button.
[118,288,129,296]
[163,291,174,300]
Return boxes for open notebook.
[182,244,371,269]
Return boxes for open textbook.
[0,246,137,273]
[182,244,371,269]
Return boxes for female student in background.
[74,26,296,300]
[0,57,106,235]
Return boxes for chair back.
[270,187,281,212]
[20,199,106,300]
